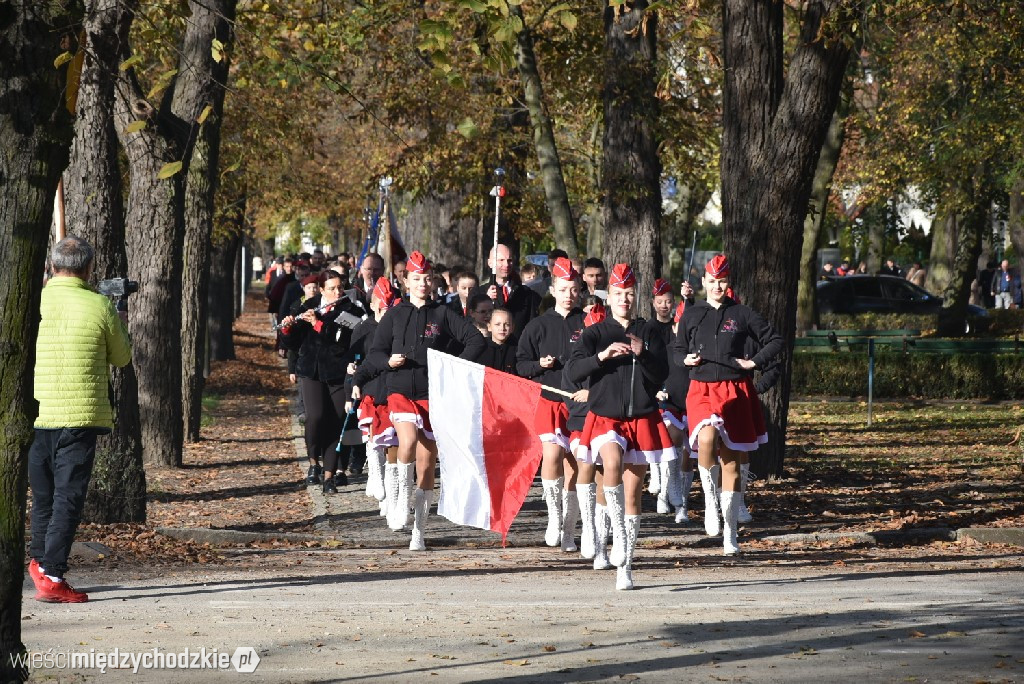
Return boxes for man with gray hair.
[27,236,132,603]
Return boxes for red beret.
[706,254,730,278]
[584,302,607,327]
[406,251,429,275]
[301,275,319,287]
[609,263,636,289]
[372,277,399,310]
[673,300,686,324]
[551,257,578,282]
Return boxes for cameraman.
[27,236,132,603]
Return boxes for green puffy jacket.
[34,277,133,429]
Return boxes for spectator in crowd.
[991,259,1023,309]
[475,244,540,332]
[479,307,518,374]
[855,261,868,274]
[352,253,385,305]
[468,292,494,337]
[835,259,852,277]
[431,273,449,301]
[818,261,835,280]
[28,236,133,603]
[392,259,408,295]
[521,262,547,296]
[906,262,927,288]
[447,271,479,317]
[279,263,311,321]
[310,249,326,271]
[581,257,608,297]
[879,258,904,278]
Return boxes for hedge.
[791,352,1024,399]
[819,309,1024,337]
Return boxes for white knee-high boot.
[365,446,385,501]
[617,514,640,590]
[561,488,579,553]
[737,463,753,523]
[593,503,612,570]
[409,488,429,551]
[604,484,627,568]
[656,462,671,513]
[676,469,694,523]
[381,462,398,517]
[698,464,722,536]
[721,490,740,555]
[647,459,662,495]
[389,462,414,531]
[541,478,564,547]
[577,483,597,559]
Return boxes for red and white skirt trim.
[568,430,588,461]
[357,394,375,442]
[370,403,398,448]
[685,378,767,453]
[534,397,570,452]
[388,395,434,441]
[578,411,676,466]
[660,407,687,432]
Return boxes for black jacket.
[281,294,367,384]
[473,281,541,334]
[673,298,783,383]
[649,317,689,412]
[516,308,586,402]
[479,337,519,375]
[567,318,668,419]
[561,366,589,433]
[368,299,485,400]
[346,317,386,404]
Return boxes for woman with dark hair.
[676,255,783,555]
[280,269,366,493]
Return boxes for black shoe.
[323,479,338,494]
[306,464,322,485]
[334,471,348,487]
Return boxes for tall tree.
[0,3,81,678]
[180,0,237,443]
[63,0,146,522]
[601,0,662,289]
[510,3,578,258]
[720,0,852,476]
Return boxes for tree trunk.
[796,98,848,333]
[512,4,578,258]
[1008,177,1024,277]
[209,233,241,362]
[63,0,146,522]
[0,5,79,678]
[926,212,957,295]
[180,0,237,443]
[601,1,662,290]
[115,71,186,467]
[794,99,843,335]
[720,0,851,478]
[938,171,991,337]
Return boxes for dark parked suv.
[816,274,989,331]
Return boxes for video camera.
[98,277,139,312]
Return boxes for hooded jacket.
[368,299,485,400]
[673,298,783,383]
[567,317,668,419]
[516,308,586,402]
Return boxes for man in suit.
[992,259,1023,309]
[476,243,540,333]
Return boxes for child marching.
[568,264,676,590]
[676,255,782,555]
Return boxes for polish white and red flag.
[427,349,543,543]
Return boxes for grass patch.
[200,393,221,428]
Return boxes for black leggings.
[299,377,350,474]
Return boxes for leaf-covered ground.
[64,294,1024,570]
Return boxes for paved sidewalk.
[22,548,1024,683]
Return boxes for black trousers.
[299,377,349,474]
[28,428,99,579]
